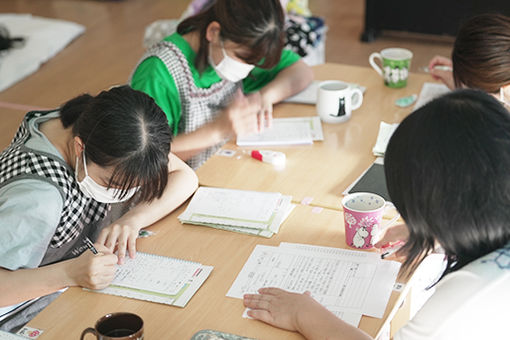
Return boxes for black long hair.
[177,0,285,72]
[385,89,510,279]
[60,85,172,202]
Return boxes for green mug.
[369,48,413,88]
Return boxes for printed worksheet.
[111,253,201,295]
[227,244,400,318]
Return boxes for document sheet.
[228,243,400,321]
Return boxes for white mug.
[316,80,363,123]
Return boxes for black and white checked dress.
[134,41,240,169]
[0,110,109,255]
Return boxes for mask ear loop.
[81,147,89,178]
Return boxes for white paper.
[283,80,367,105]
[413,82,450,111]
[227,244,400,318]
[271,116,324,141]
[236,120,313,146]
[372,122,399,157]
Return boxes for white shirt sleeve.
[394,267,510,340]
[0,179,63,270]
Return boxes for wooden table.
[21,62,434,339]
[197,63,432,210]
[27,204,410,340]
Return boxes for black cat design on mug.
[316,80,363,123]
[330,97,346,117]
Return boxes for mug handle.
[80,327,99,340]
[350,88,363,111]
[368,52,383,77]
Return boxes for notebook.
[179,187,294,238]
[89,252,212,307]
[343,158,391,202]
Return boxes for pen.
[380,240,404,259]
[83,237,98,255]
[422,65,453,73]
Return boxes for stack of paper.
[236,116,324,146]
[179,187,294,237]
[372,122,399,157]
[227,242,401,327]
[90,252,212,307]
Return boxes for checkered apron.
[134,41,240,169]
[0,110,109,249]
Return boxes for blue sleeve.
[0,180,63,270]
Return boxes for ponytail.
[59,94,93,128]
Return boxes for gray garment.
[0,111,124,331]
[134,41,240,169]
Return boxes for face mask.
[208,41,254,82]
[500,87,509,107]
[75,151,138,203]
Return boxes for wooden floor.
[0,0,453,149]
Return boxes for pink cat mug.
[341,192,387,249]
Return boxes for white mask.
[500,87,509,107]
[75,151,138,203]
[208,41,254,82]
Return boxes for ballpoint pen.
[83,237,99,255]
[422,65,453,73]
[380,240,405,259]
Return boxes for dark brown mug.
[80,312,144,340]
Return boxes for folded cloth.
[0,14,85,92]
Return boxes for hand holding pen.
[374,222,409,259]
[61,238,118,290]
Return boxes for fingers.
[244,293,273,311]
[258,287,284,295]
[246,309,274,325]
[373,223,409,248]
[264,109,273,129]
[428,55,452,70]
[96,224,139,264]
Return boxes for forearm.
[117,153,198,228]
[171,122,228,161]
[0,263,71,307]
[297,311,373,340]
[260,60,314,104]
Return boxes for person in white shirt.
[243,89,510,340]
